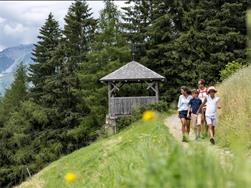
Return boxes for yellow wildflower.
[64,172,77,183]
[142,111,155,121]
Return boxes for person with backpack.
[197,79,208,137]
[177,86,192,142]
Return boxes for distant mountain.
[0,44,34,95]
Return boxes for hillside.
[17,66,251,188]
[0,44,34,95]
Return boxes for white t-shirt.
[177,95,192,111]
[205,95,220,117]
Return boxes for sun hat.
[208,86,217,93]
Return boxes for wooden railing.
[109,96,157,116]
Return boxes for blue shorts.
[179,110,189,119]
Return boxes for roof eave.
[100,77,166,83]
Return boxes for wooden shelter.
[100,61,165,124]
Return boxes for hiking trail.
[164,114,234,169]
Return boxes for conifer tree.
[0,64,27,124]
[43,0,96,128]
[142,0,247,102]
[122,0,154,60]
[79,0,130,125]
[29,13,61,102]
[170,0,248,85]
[139,0,184,102]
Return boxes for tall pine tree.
[140,0,185,102]
[122,0,154,60]
[79,0,130,125]
[41,0,96,128]
[29,13,61,103]
[0,64,27,124]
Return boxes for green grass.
[217,10,251,154]
[248,10,251,59]
[17,113,251,188]
[217,66,251,154]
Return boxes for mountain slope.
[0,44,34,95]
[17,108,251,188]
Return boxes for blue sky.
[0,1,126,51]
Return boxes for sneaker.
[210,138,215,145]
[202,132,209,139]
[182,135,189,142]
[182,136,186,142]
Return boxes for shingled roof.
[100,61,165,82]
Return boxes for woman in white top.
[198,86,221,145]
[177,86,192,142]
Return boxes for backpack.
[198,87,208,102]
[198,87,208,95]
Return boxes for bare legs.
[208,125,215,144]
[187,119,191,134]
[208,125,215,138]
[197,124,201,138]
[201,109,207,137]
[180,118,187,135]
[180,118,190,141]
[194,125,201,140]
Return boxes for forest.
[0,0,248,187]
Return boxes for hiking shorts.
[178,110,189,119]
[191,113,202,128]
[206,116,216,126]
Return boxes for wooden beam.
[155,81,159,102]
[110,82,125,94]
[145,81,157,93]
[108,82,111,115]
[112,83,120,91]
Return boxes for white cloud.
[0,1,126,50]
[3,23,26,36]
[0,16,5,24]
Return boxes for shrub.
[220,61,243,81]
[116,101,169,131]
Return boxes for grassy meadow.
[17,113,251,188]
[217,66,251,154]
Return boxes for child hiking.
[188,89,202,140]
[177,86,192,142]
[198,86,221,145]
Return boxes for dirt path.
[164,114,191,149]
[164,114,234,169]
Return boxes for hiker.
[197,86,221,145]
[186,89,192,134]
[177,86,192,142]
[197,79,208,137]
[188,89,202,140]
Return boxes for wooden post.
[155,81,159,102]
[108,82,111,116]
